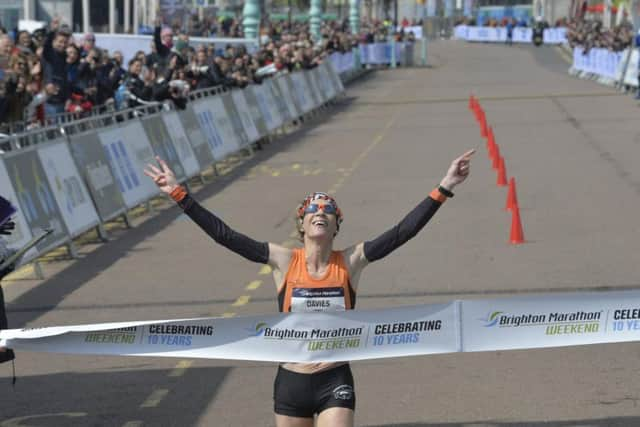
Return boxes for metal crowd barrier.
[453,25,568,45]
[568,46,637,90]
[0,58,349,278]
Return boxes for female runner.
[144,148,474,427]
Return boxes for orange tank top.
[278,248,356,313]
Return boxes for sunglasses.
[303,203,338,215]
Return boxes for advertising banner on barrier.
[0,157,35,256]
[191,98,230,161]
[230,90,260,144]
[276,75,302,120]
[97,122,159,209]
[311,67,328,103]
[291,72,314,113]
[242,88,268,138]
[573,47,624,81]
[461,291,640,352]
[0,303,459,363]
[178,106,216,168]
[467,26,507,43]
[2,147,69,251]
[326,60,345,93]
[209,95,245,154]
[221,92,249,147]
[456,26,567,45]
[543,28,567,44]
[328,51,355,75]
[68,132,127,222]
[268,79,292,125]
[513,28,532,43]
[263,80,286,129]
[140,115,187,183]
[37,140,100,237]
[252,84,278,131]
[319,61,338,99]
[454,25,469,40]
[161,111,201,179]
[303,71,322,108]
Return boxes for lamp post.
[242,0,261,39]
[310,0,323,42]
[349,0,359,34]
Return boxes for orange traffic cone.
[488,137,495,160]
[486,126,492,151]
[492,144,501,169]
[505,177,519,211]
[487,128,496,156]
[509,205,525,244]
[497,156,507,186]
[476,104,484,122]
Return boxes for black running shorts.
[273,363,356,418]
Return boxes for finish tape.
[2,290,640,362]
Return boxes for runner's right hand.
[144,156,179,195]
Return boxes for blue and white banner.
[97,122,159,209]
[572,47,624,81]
[461,291,640,352]
[0,303,458,363]
[37,140,100,237]
[466,26,507,42]
[4,290,640,363]
[543,27,567,44]
[329,51,356,75]
[455,25,567,45]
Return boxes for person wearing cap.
[144,148,474,427]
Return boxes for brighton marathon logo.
[85,327,137,345]
[371,320,442,347]
[259,325,364,352]
[245,322,268,337]
[146,323,214,347]
[480,310,603,335]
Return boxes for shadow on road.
[0,365,230,426]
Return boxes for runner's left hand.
[440,149,475,190]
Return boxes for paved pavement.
[2,41,640,426]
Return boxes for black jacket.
[42,30,69,105]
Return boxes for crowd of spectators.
[0,16,412,132]
[566,19,634,52]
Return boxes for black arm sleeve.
[179,194,269,264]
[363,196,443,263]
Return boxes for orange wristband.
[429,188,448,203]
[169,186,188,203]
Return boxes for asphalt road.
[2,41,640,427]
